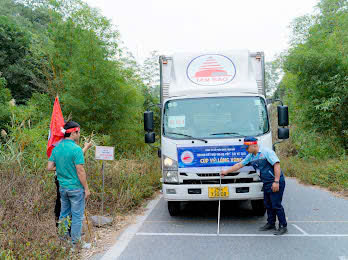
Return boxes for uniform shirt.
[241,146,280,167]
[241,146,284,185]
[49,139,85,189]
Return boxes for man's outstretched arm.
[82,141,93,154]
[220,163,244,177]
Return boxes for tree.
[0,16,35,103]
[0,0,50,104]
[281,0,348,148]
[141,51,161,135]
[265,58,282,97]
[0,74,12,130]
[38,0,146,152]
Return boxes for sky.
[85,0,318,63]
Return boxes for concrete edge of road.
[100,194,162,260]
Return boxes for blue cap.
[241,136,258,149]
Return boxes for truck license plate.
[208,187,229,198]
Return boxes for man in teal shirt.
[47,121,90,245]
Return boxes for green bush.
[0,76,12,130]
[280,0,348,148]
[281,155,348,192]
[289,125,345,159]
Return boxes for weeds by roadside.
[281,156,348,193]
[269,105,348,196]
[0,138,70,258]
[0,135,161,258]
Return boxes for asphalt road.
[100,178,348,260]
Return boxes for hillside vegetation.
[0,0,347,258]
[273,0,347,192]
[0,0,160,258]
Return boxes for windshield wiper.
[166,132,208,143]
[210,132,246,137]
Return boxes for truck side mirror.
[144,111,154,132]
[278,127,289,140]
[145,132,155,143]
[277,105,289,126]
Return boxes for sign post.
[95,146,115,216]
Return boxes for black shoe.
[274,226,288,235]
[259,223,276,231]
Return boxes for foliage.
[281,155,348,192]
[0,124,160,259]
[0,14,45,103]
[0,75,12,130]
[141,50,161,136]
[0,0,157,154]
[265,58,282,97]
[0,138,71,259]
[280,0,348,148]
[7,94,51,171]
[0,1,162,258]
[85,152,161,215]
[271,105,347,194]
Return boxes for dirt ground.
[80,193,159,259]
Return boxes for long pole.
[84,201,92,242]
[101,161,105,216]
[217,170,222,236]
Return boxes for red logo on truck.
[181,151,194,164]
[187,54,236,86]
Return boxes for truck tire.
[168,201,181,216]
[251,200,266,216]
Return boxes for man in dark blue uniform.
[221,137,288,235]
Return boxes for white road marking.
[339,257,348,260]
[137,232,217,237]
[136,232,348,237]
[144,220,348,223]
[101,195,162,260]
[292,224,308,235]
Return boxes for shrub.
[0,132,161,259]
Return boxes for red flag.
[47,96,65,158]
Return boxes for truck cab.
[144,50,289,216]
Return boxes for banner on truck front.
[177,145,248,169]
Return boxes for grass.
[280,155,348,193]
[269,105,348,196]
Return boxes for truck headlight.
[164,157,174,167]
[164,171,179,183]
[162,155,179,183]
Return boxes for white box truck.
[144,50,289,216]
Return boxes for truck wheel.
[251,200,266,216]
[168,201,181,216]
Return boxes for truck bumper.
[162,182,264,201]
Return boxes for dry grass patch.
[281,156,348,194]
[0,141,161,259]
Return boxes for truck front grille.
[196,172,239,177]
[183,178,253,185]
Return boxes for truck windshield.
[163,97,269,139]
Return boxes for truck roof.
[160,50,265,100]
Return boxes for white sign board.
[168,116,186,128]
[95,146,114,161]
